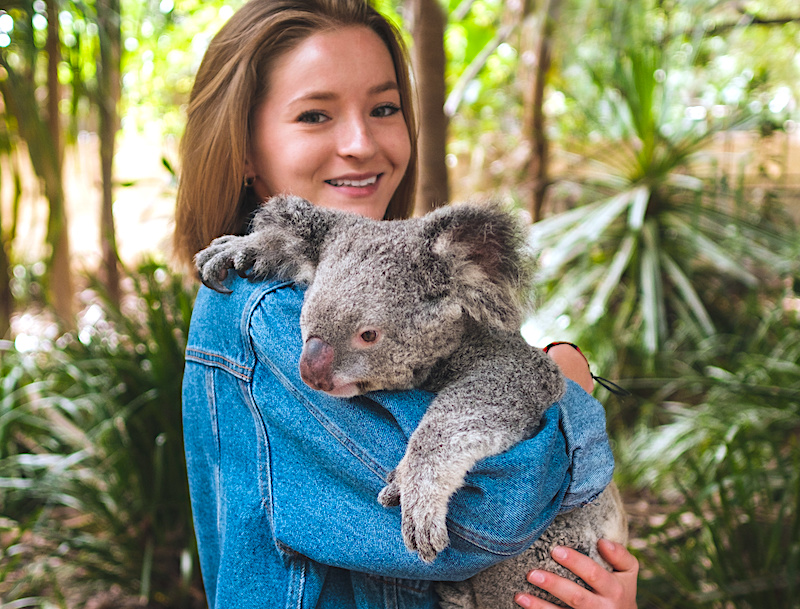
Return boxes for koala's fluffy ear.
[422,202,534,332]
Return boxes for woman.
[173,1,638,607]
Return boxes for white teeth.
[327,176,378,187]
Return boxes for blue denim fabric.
[182,275,614,609]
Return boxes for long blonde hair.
[173,0,418,268]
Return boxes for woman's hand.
[514,539,639,609]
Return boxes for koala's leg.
[195,222,319,292]
[194,195,340,292]
[379,343,564,563]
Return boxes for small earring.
[243,175,255,188]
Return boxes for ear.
[243,157,256,184]
[243,155,255,175]
[421,202,534,332]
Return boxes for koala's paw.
[195,235,258,294]
[382,464,451,563]
[400,486,451,563]
[378,470,401,507]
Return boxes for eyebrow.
[290,80,400,104]
[369,81,401,95]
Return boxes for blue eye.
[372,103,401,118]
[297,111,329,124]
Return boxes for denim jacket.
[182,275,614,609]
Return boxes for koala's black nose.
[300,336,335,392]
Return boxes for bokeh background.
[1,1,799,607]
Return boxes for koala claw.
[401,496,450,563]
[378,479,401,507]
[379,463,451,562]
[197,256,234,294]
[195,235,255,294]
[202,278,233,294]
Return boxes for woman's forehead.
[267,26,398,100]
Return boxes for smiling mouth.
[325,175,379,188]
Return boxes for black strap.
[543,341,631,396]
[591,375,631,396]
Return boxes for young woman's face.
[247,26,411,220]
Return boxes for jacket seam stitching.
[186,348,253,381]
[254,348,390,482]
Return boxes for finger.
[514,590,561,609]
[595,540,640,608]
[550,546,615,594]
[597,539,639,575]
[522,566,596,609]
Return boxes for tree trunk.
[0,200,11,339]
[408,0,450,214]
[1,156,23,336]
[97,0,122,306]
[45,0,75,327]
[525,0,561,222]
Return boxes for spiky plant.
[528,4,798,383]
[618,306,800,607]
[0,261,202,608]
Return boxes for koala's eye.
[354,328,382,348]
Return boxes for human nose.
[336,114,377,159]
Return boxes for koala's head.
[296,202,534,398]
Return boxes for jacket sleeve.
[243,281,614,581]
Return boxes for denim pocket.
[354,573,436,609]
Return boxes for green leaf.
[666,214,758,286]
[585,232,636,324]
[626,185,650,230]
[536,189,636,278]
[639,220,664,353]
[660,250,715,336]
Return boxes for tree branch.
[704,13,800,36]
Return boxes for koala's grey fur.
[196,195,627,608]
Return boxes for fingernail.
[598,538,616,551]
[528,569,545,584]
[552,546,568,560]
[514,593,533,608]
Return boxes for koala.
[196,195,627,608]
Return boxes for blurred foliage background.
[0,0,799,607]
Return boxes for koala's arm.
[379,342,568,562]
[368,390,575,574]
[195,195,341,293]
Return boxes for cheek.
[386,124,411,171]
[254,137,325,198]
[249,105,327,197]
